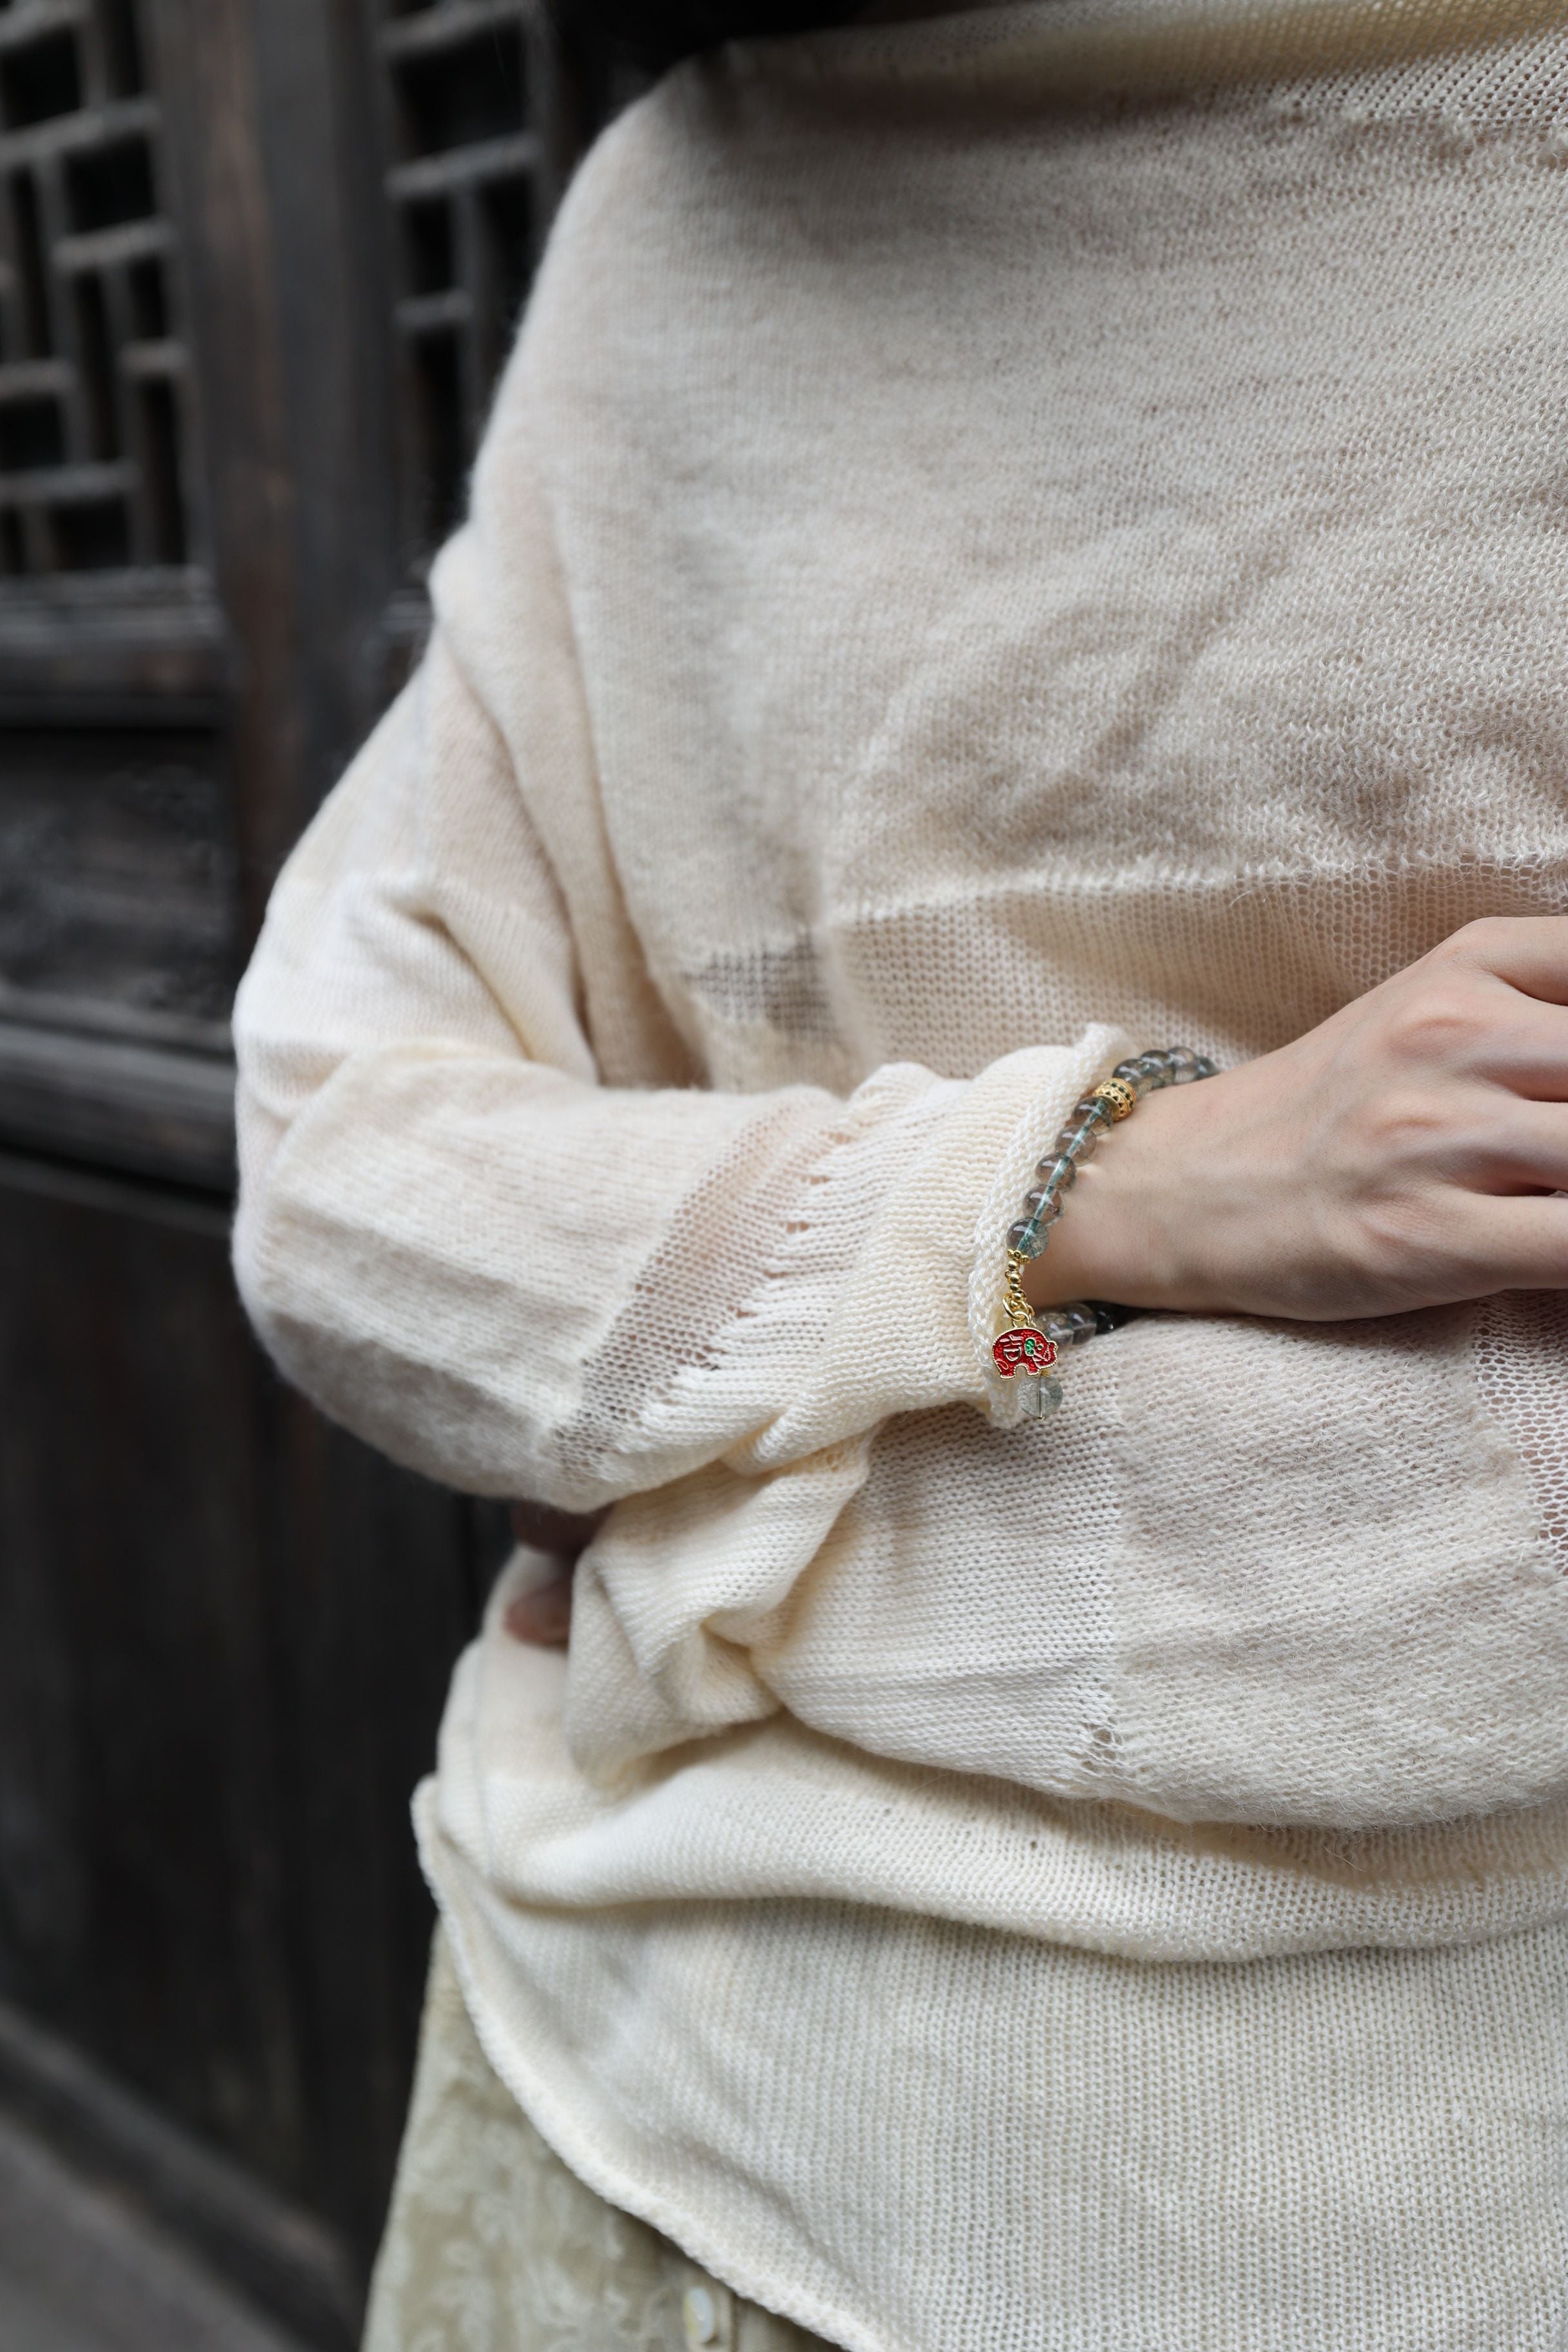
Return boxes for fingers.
[504,1496,602,1650]
[509,1498,604,1559]
[1444,1190,1568,1295]
[1466,1099,1568,1193]
[1455,994,1568,1102]
[504,1573,575,1648]
[1442,915,1568,1006]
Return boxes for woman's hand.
[502,1500,603,1647]
[1026,916,1568,1322]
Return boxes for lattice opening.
[1,32,82,131]
[392,28,527,155]
[99,0,143,97]
[409,326,466,548]
[74,275,121,459]
[66,137,156,233]
[138,377,184,564]
[478,172,533,335]
[9,171,52,356]
[0,397,64,474]
[126,255,166,340]
[52,495,130,570]
[404,195,455,293]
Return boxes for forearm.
[237,1023,1130,1506]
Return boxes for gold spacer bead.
[1092,1076,1137,1122]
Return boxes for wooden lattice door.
[0,0,194,578]
[0,0,607,2331]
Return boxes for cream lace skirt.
[362,1934,827,2352]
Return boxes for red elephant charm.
[992,1326,1060,1377]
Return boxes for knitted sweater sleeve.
[232,520,1121,1522]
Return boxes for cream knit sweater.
[235,5,1568,2344]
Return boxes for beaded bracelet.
[992,1046,1218,1418]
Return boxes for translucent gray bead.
[1023,1186,1064,1223]
[1036,1155,1077,1193]
[1016,1373,1063,1418]
[1007,1217,1050,1259]
[1070,1095,1114,1128]
[1064,1304,1099,1345]
[1112,1059,1157,1098]
[1054,1120,1102,1161]
[1037,1311,1077,1346]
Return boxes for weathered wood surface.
[0,1024,234,1181]
[0,2102,310,2352]
[0,1150,508,2278]
[0,0,603,2306]
[0,726,235,1017]
[0,1993,348,2348]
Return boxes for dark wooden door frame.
[147,0,404,944]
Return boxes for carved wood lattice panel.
[377,0,556,560]
[0,0,194,580]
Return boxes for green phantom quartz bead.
[1055,1119,1102,1161]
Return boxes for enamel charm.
[992,1326,1059,1377]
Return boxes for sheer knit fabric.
[364,1917,1567,2352]
[236,4,1568,2346]
[362,1932,821,2352]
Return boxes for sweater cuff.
[715,1024,1131,1473]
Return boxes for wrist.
[1019,1080,1208,1315]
